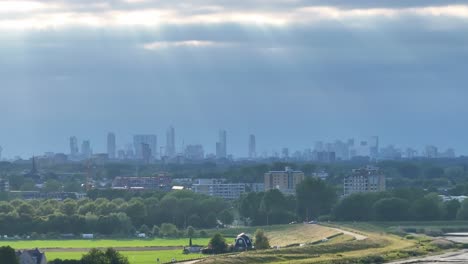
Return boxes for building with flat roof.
[112,173,171,190]
[192,179,246,199]
[264,167,304,195]
[343,166,386,196]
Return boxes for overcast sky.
[1,0,468,158]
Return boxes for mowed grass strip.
[0,238,211,249]
[46,250,204,264]
[268,224,341,247]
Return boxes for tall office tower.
[248,134,256,159]
[216,130,227,159]
[133,135,157,160]
[314,141,324,152]
[185,144,205,160]
[107,132,116,159]
[81,140,92,158]
[0,146,2,160]
[282,148,289,159]
[69,136,79,157]
[369,136,379,160]
[165,126,176,158]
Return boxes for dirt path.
[388,249,468,263]
[42,246,182,252]
[323,226,368,240]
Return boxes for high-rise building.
[216,130,227,159]
[81,140,92,159]
[0,145,2,160]
[185,145,205,160]
[282,148,289,159]
[165,126,176,158]
[344,166,386,196]
[107,132,116,159]
[69,136,79,157]
[264,167,305,195]
[133,135,157,160]
[425,145,438,158]
[248,134,256,159]
[369,136,379,160]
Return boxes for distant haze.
[0,0,467,158]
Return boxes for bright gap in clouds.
[1,3,468,30]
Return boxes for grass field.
[198,223,445,264]
[0,237,211,249]
[46,250,204,264]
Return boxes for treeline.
[238,177,468,224]
[238,178,337,225]
[0,191,233,236]
[333,189,468,221]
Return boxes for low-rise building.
[264,167,305,195]
[0,178,9,192]
[112,173,171,190]
[16,248,47,264]
[192,179,246,199]
[343,166,386,196]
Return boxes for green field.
[46,250,204,264]
[0,237,211,249]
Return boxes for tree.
[0,246,18,264]
[151,225,160,237]
[260,189,288,225]
[296,178,337,221]
[457,199,468,220]
[445,199,461,220]
[254,229,270,250]
[139,224,150,235]
[410,193,444,221]
[217,209,234,225]
[105,248,130,264]
[187,226,195,238]
[209,233,227,254]
[81,248,129,264]
[372,198,410,221]
[160,223,178,237]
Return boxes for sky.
[1,0,468,158]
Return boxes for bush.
[254,229,270,250]
[209,233,228,254]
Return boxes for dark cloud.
[1,5,468,157]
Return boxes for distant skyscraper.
[133,135,157,160]
[216,130,227,159]
[107,132,116,159]
[369,136,379,160]
[69,136,79,157]
[81,140,92,158]
[185,144,205,160]
[0,145,3,160]
[282,148,289,159]
[248,134,256,159]
[165,126,176,158]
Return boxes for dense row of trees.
[49,248,129,264]
[0,191,233,235]
[333,189,468,221]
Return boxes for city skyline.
[1,1,468,160]
[0,129,457,160]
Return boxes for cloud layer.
[1,1,468,157]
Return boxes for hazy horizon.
[1,0,468,158]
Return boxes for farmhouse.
[16,248,47,264]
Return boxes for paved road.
[388,249,468,263]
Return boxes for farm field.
[198,223,446,264]
[0,237,211,249]
[46,249,203,264]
